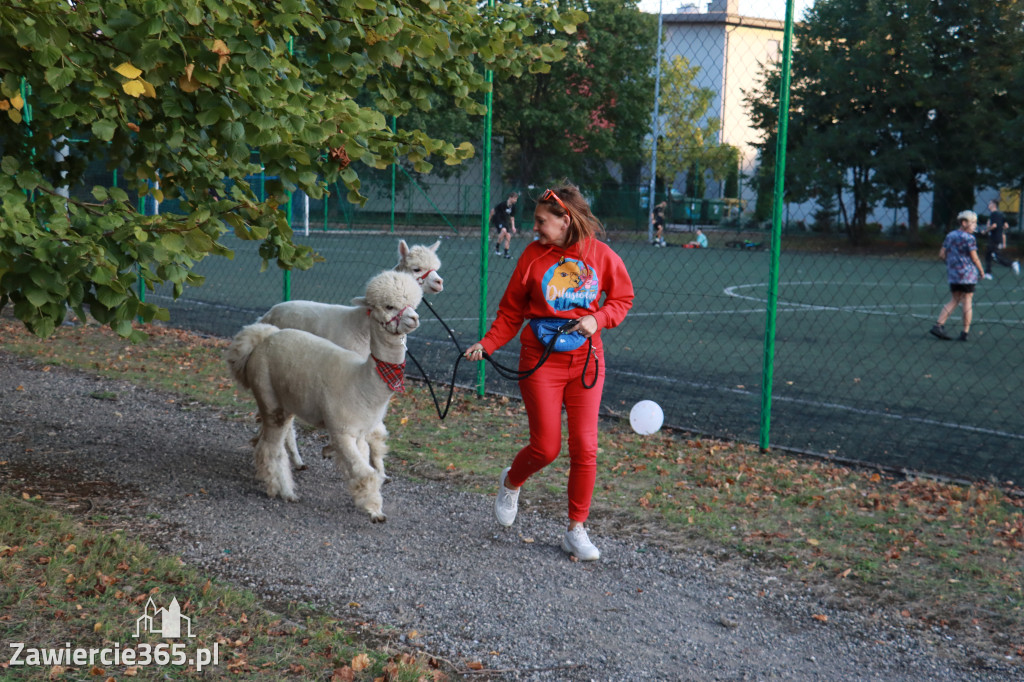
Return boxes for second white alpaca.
[259,239,441,353]
[257,239,441,467]
[225,270,422,522]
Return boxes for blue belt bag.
[529,317,588,352]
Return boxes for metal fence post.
[478,0,496,397]
[759,0,796,451]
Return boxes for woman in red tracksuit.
[464,182,634,561]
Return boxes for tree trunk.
[847,168,870,246]
[905,176,920,242]
[933,180,975,232]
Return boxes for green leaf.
[92,119,117,142]
[23,287,51,308]
[95,286,125,309]
[2,156,19,175]
[184,229,214,252]
[113,318,134,337]
[184,4,202,25]
[44,66,76,90]
[196,108,222,126]
[160,232,186,253]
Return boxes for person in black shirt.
[490,192,518,259]
[650,201,667,247]
[979,199,1020,278]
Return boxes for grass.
[1,313,1023,667]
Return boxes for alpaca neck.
[368,328,407,365]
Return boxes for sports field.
[150,231,1024,484]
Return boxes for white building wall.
[660,11,784,209]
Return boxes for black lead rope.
[407,298,599,420]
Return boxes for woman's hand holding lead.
[464,343,485,361]
[570,315,598,338]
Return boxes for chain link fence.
[75,1,1023,486]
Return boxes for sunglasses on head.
[540,188,568,213]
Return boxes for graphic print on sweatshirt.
[542,257,599,311]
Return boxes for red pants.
[507,338,605,523]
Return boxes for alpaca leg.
[285,424,305,469]
[253,408,298,501]
[332,433,385,522]
[367,423,389,482]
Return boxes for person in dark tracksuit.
[490,192,518,259]
[978,199,1019,278]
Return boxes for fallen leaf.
[811,614,828,623]
[330,667,355,682]
[351,654,370,672]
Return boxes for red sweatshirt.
[480,238,634,355]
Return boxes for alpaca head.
[396,239,443,294]
[352,270,422,336]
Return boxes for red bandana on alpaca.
[373,355,406,393]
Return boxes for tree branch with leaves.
[0,0,584,338]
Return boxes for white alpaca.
[257,239,441,467]
[225,270,422,522]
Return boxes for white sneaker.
[984,273,993,280]
[494,468,519,527]
[561,526,600,561]
[1013,261,1020,276]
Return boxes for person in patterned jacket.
[930,210,986,341]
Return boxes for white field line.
[613,367,1024,440]
[721,281,1024,323]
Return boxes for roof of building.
[662,12,786,31]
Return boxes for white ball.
[629,400,664,435]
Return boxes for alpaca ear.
[398,239,410,258]
[351,296,368,308]
[428,239,441,252]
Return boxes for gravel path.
[0,351,1018,681]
